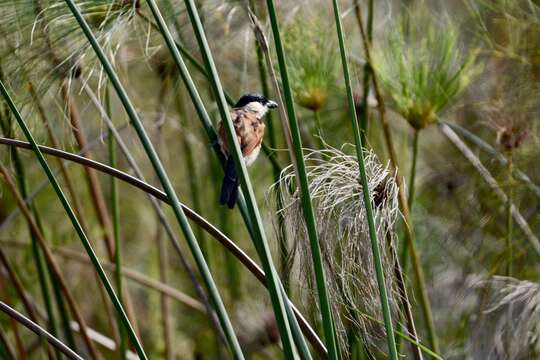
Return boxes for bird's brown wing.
[218,109,265,157]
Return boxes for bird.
[218,93,278,208]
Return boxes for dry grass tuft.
[275,145,401,351]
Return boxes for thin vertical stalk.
[313,111,325,149]
[354,0,374,144]
[264,1,339,358]
[400,129,419,269]
[105,87,127,360]
[0,79,145,359]
[398,130,420,353]
[506,150,513,277]
[331,0,397,358]
[354,4,439,354]
[181,0,296,357]
[152,75,174,360]
[61,82,115,258]
[61,1,242,357]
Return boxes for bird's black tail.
[220,157,240,209]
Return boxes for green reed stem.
[63,0,245,357]
[265,1,339,358]
[331,0,398,358]
[105,87,127,360]
[0,77,146,359]
[182,0,300,357]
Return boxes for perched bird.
[218,94,278,208]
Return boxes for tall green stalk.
[331,0,398,358]
[181,0,297,357]
[105,87,127,360]
[265,1,339,359]
[61,0,243,357]
[0,79,146,359]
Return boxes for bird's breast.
[244,144,261,166]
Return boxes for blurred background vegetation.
[0,0,538,359]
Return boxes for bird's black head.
[234,93,278,109]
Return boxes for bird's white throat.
[245,101,268,118]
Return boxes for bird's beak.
[267,100,278,109]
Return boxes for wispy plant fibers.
[468,276,540,359]
[277,146,401,353]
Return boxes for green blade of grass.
[0,79,147,360]
[180,0,298,357]
[60,0,243,358]
[264,1,339,359]
[330,0,398,358]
